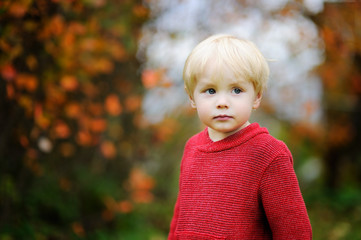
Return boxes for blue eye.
[206,88,216,94]
[233,88,242,94]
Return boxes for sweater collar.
[196,122,268,152]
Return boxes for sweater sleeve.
[168,194,179,240]
[259,152,312,239]
[168,139,189,240]
[168,159,184,240]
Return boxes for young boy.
[168,34,312,239]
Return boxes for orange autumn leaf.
[161,80,173,88]
[88,102,103,116]
[303,101,319,119]
[6,84,15,99]
[131,190,154,203]
[24,157,44,176]
[68,21,86,35]
[76,131,93,146]
[19,96,33,116]
[117,200,133,213]
[45,83,66,105]
[87,17,100,33]
[109,23,126,38]
[90,118,107,133]
[65,102,81,118]
[61,32,75,50]
[59,142,76,157]
[26,55,38,70]
[291,123,322,142]
[328,123,353,147]
[125,95,142,112]
[15,74,38,92]
[1,64,17,80]
[60,75,79,91]
[72,222,85,237]
[132,113,149,129]
[82,57,113,75]
[101,209,114,221]
[8,2,29,18]
[0,39,11,53]
[77,115,92,130]
[321,26,336,47]
[125,168,156,203]
[38,15,65,40]
[103,196,133,214]
[129,168,155,191]
[117,81,132,94]
[351,74,361,94]
[54,121,71,139]
[100,140,116,159]
[34,103,43,119]
[19,135,29,147]
[108,42,127,61]
[24,149,43,176]
[95,58,114,73]
[36,116,51,130]
[82,82,99,98]
[34,106,51,129]
[103,196,117,210]
[141,69,161,89]
[50,15,65,36]
[154,118,179,142]
[26,77,38,92]
[101,197,121,220]
[26,148,38,160]
[80,38,101,52]
[105,94,122,116]
[132,4,149,18]
[87,0,106,8]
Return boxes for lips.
[213,115,233,120]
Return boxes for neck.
[208,121,250,142]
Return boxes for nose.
[216,94,229,109]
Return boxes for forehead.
[197,59,246,85]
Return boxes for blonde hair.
[183,34,269,98]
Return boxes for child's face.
[190,64,261,141]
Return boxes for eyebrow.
[196,81,216,89]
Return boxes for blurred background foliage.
[0,0,361,239]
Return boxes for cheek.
[234,101,254,115]
[196,105,209,117]
[195,102,211,118]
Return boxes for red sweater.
[168,123,312,239]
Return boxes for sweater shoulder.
[250,132,293,163]
[184,129,206,149]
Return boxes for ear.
[252,92,262,109]
[185,86,197,108]
[189,95,197,108]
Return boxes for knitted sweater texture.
[168,123,312,239]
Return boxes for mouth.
[213,115,233,121]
